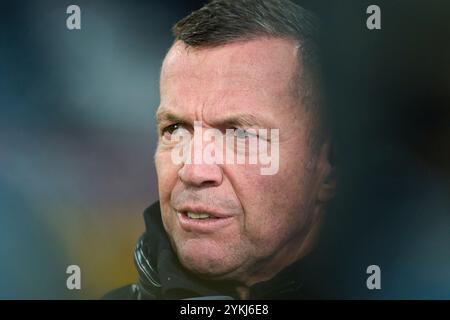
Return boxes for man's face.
[155,38,326,284]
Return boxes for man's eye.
[161,123,182,140]
[231,128,257,139]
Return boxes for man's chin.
[174,239,239,278]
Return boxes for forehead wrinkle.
[164,39,299,91]
[208,112,272,129]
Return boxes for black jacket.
[104,202,326,300]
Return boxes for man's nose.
[177,134,223,188]
[178,162,223,188]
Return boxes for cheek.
[155,148,179,203]
[155,149,181,234]
[230,155,310,247]
[245,178,298,227]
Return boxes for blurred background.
[0,0,449,299]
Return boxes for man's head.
[154,0,335,287]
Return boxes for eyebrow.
[156,109,270,129]
[156,109,187,125]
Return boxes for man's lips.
[173,205,236,233]
[175,204,236,219]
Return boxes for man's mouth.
[177,210,226,221]
[185,211,216,220]
[175,208,235,232]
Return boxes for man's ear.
[316,141,337,203]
